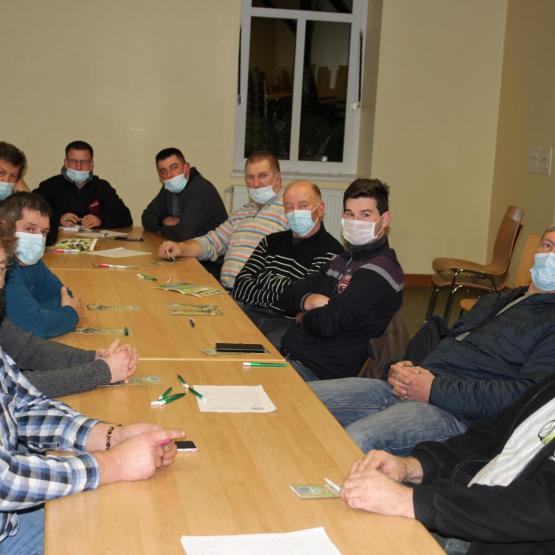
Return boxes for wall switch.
[528,145,552,176]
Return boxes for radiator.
[232,185,344,244]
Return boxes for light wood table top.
[45,361,443,555]
[53,267,283,361]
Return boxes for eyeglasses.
[66,158,92,169]
[538,420,555,445]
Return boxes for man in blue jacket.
[311,225,555,455]
[1,192,82,338]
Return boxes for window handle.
[237,27,242,105]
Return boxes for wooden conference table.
[44,229,443,554]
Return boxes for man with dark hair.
[311,225,555,456]
[34,140,132,244]
[278,178,403,381]
[142,147,227,242]
[1,192,83,337]
[159,150,288,289]
[233,180,344,347]
[0,141,30,200]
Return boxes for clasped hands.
[96,339,138,383]
[387,360,434,402]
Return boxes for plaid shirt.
[0,348,100,542]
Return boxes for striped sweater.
[195,191,288,288]
[232,226,344,311]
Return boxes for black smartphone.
[175,440,197,453]
[114,237,144,242]
[215,342,266,353]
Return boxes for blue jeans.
[310,378,468,455]
[288,358,320,382]
[0,506,44,555]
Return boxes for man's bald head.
[283,181,325,238]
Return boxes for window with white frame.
[235,0,367,176]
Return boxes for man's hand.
[387,361,435,402]
[60,212,81,227]
[60,286,83,316]
[303,293,330,311]
[95,428,185,485]
[341,468,415,518]
[159,241,182,259]
[96,339,137,383]
[81,214,102,228]
[162,216,180,226]
[349,450,423,484]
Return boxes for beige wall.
[488,0,555,274]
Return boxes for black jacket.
[413,374,555,555]
[35,173,133,244]
[141,167,227,241]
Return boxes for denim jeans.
[310,378,468,455]
[0,506,44,555]
[288,358,320,382]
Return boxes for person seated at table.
[0,344,184,555]
[310,225,555,455]
[1,192,83,338]
[159,150,288,289]
[142,147,227,242]
[232,180,343,348]
[34,140,132,244]
[277,178,403,382]
[340,373,555,555]
[0,220,137,396]
[0,141,31,201]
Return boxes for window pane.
[251,0,352,13]
[245,18,296,159]
[299,21,350,162]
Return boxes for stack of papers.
[193,385,276,413]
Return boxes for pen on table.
[158,386,173,400]
[49,249,82,254]
[189,318,195,328]
[115,237,144,242]
[150,393,186,406]
[177,374,206,401]
[137,273,157,281]
[324,478,342,495]
[94,263,129,269]
[242,362,287,367]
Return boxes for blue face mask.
[66,168,90,183]
[15,231,46,265]
[249,184,276,205]
[531,252,555,292]
[0,181,14,201]
[164,173,188,194]
[286,207,319,237]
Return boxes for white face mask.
[15,231,46,265]
[0,181,14,201]
[341,217,381,246]
[249,184,276,205]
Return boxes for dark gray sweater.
[0,318,111,397]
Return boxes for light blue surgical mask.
[164,173,188,194]
[286,206,319,237]
[66,168,90,183]
[530,252,555,292]
[249,184,276,205]
[15,231,46,265]
[0,181,14,201]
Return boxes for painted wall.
[488,0,555,275]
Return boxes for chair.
[358,310,410,379]
[425,206,524,322]
[459,233,540,313]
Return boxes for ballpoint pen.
[242,362,287,367]
[177,374,206,401]
[94,263,137,269]
[137,273,157,281]
[158,386,173,400]
[189,318,195,328]
[150,393,186,406]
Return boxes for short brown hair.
[245,150,280,173]
[0,192,52,227]
[0,219,17,257]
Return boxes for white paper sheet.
[180,527,342,555]
[88,247,151,258]
[193,385,276,413]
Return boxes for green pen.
[137,273,157,281]
[150,392,186,406]
[158,386,173,400]
[242,362,287,367]
[177,374,206,401]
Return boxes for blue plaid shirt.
[0,348,100,542]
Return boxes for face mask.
[15,231,46,265]
[0,181,14,201]
[341,217,381,246]
[164,173,188,194]
[286,205,319,237]
[530,252,555,292]
[66,168,90,183]
[249,184,276,204]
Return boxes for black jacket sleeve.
[141,187,166,232]
[96,180,133,228]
